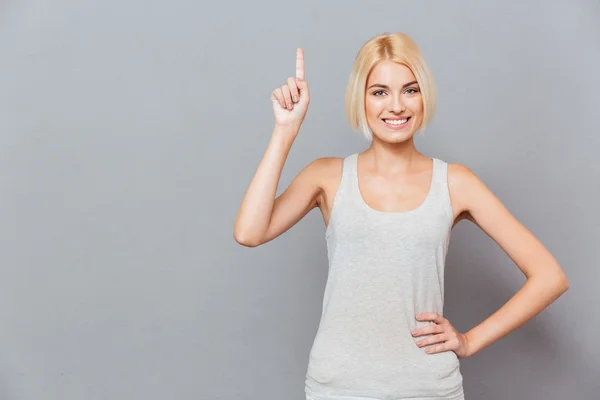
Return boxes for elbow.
[233,230,262,248]
[550,272,570,295]
[528,271,570,297]
[558,275,570,293]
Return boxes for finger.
[296,48,305,80]
[287,77,299,103]
[281,84,293,110]
[296,78,310,99]
[416,312,446,324]
[272,88,285,109]
[411,324,444,337]
[425,342,451,354]
[416,333,447,348]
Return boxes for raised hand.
[271,48,310,131]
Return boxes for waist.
[305,334,463,400]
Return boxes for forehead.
[366,60,416,85]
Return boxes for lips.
[382,117,411,122]
[382,117,411,128]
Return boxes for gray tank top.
[305,153,465,400]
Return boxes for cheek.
[410,97,424,113]
[365,97,384,117]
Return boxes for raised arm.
[233,48,316,247]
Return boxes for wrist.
[464,330,481,357]
[270,126,297,149]
[273,123,300,135]
[272,125,299,143]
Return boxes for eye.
[405,88,420,94]
[373,90,386,96]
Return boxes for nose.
[389,94,406,113]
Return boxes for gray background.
[1,0,598,399]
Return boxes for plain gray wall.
[1,0,598,399]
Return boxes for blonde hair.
[345,32,438,141]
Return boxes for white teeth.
[384,119,408,125]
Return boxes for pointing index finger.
[296,48,305,80]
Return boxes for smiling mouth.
[382,117,411,126]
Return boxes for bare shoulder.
[446,162,488,223]
[309,155,342,188]
[307,157,344,220]
[283,156,342,212]
[312,156,343,182]
[447,162,480,190]
[292,156,337,180]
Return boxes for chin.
[373,132,415,144]
[373,126,417,143]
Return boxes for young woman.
[233,32,569,400]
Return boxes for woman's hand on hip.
[411,312,472,359]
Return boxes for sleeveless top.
[305,153,465,400]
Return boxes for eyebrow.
[367,81,419,90]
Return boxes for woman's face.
[364,60,423,142]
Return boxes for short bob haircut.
[345,32,438,141]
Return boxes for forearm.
[465,274,569,357]
[233,126,298,245]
